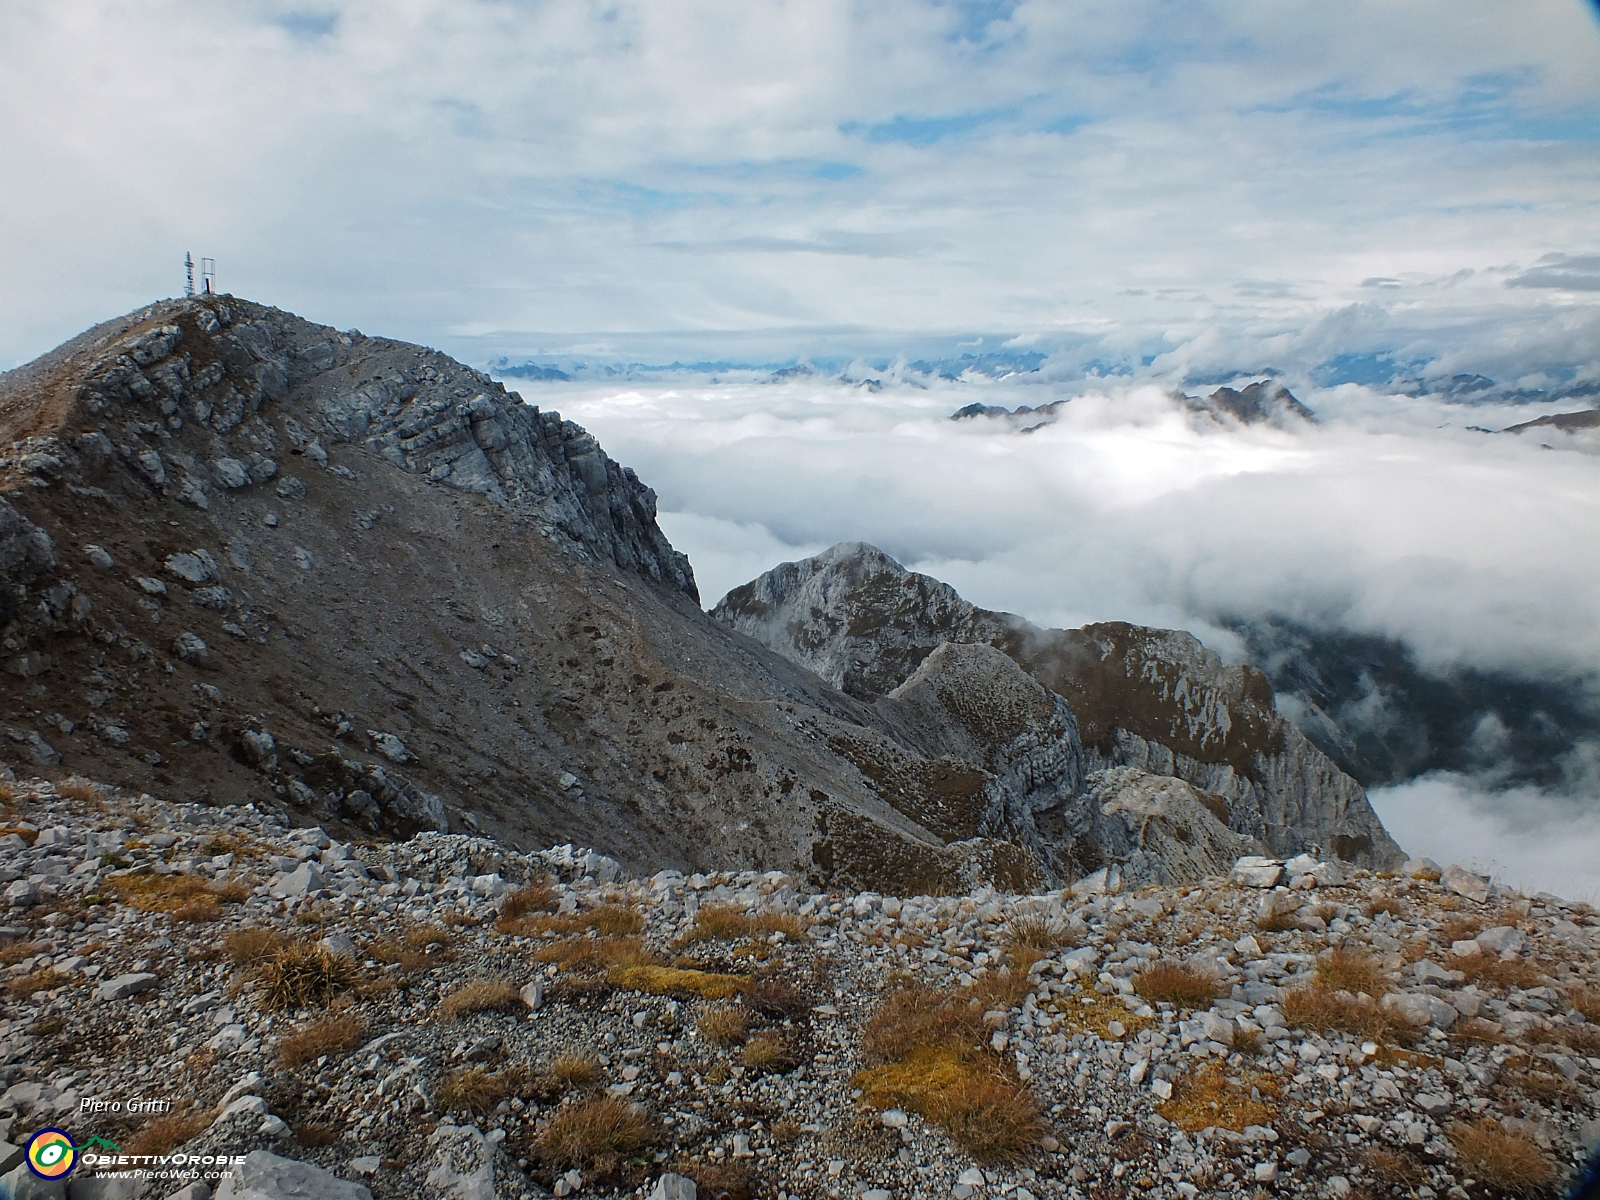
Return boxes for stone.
[861,1192,892,1200]
[174,632,209,663]
[369,732,411,763]
[84,545,114,569]
[4,880,36,908]
[276,476,307,499]
[1449,939,1481,957]
[213,458,251,489]
[1402,857,1442,878]
[880,1108,908,1127]
[1254,1162,1278,1183]
[135,576,168,595]
[521,979,544,1011]
[272,861,323,898]
[1441,865,1490,903]
[1199,1011,1235,1046]
[318,933,355,956]
[163,1185,212,1200]
[240,728,276,765]
[1230,856,1284,888]
[7,729,61,767]
[1381,993,1436,1026]
[957,1169,987,1188]
[426,1124,495,1200]
[1415,960,1465,986]
[213,1149,373,1199]
[1414,1093,1452,1117]
[648,1175,697,1200]
[1475,926,1525,955]
[96,972,158,1001]
[165,551,218,585]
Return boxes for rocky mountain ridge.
[0,296,1317,899]
[712,544,1400,873]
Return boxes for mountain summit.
[0,298,1398,893]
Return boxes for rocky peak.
[713,543,1402,870]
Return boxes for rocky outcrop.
[713,543,1403,870]
[49,299,695,598]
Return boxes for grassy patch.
[1454,951,1546,992]
[1005,915,1071,953]
[106,872,247,916]
[740,1033,799,1075]
[0,824,38,846]
[0,939,45,967]
[1359,1147,1427,1189]
[55,776,106,803]
[549,1052,603,1091]
[278,1013,364,1067]
[1132,962,1223,1008]
[1566,984,1600,1023]
[854,984,1042,1163]
[1254,911,1300,934]
[611,963,748,1000]
[225,927,288,965]
[1448,1118,1555,1198]
[1282,988,1414,1045]
[497,880,559,926]
[529,934,648,973]
[698,1006,749,1046]
[677,904,808,947]
[1362,895,1403,919]
[6,968,71,997]
[441,979,523,1019]
[124,1106,212,1157]
[1314,948,1387,996]
[504,903,644,939]
[440,1065,541,1116]
[669,1162,760,1200]
[1157,1059,1280,1133]
[370,923,455,971]
[535,1097,659,1178]
[257,941,360,1011]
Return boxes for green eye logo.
[26,1128,77,1179]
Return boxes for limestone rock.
[213,1149,372,1200]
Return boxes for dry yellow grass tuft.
[535,1096,659,1178]
[1282,988,1414,1045]
[277,1013,365,1067]
[106,872,247,916]
[0,939,45,967]
[504,903,645,939]
[55,776,104,803]
[740,1033,799,1074]
[257,942,360,1011]
[0,824,37,846]
[1436,918,1483,946]
[441,979,523,1019]
[1362,895,1403,919]
[1133,962,1223,1009]
[6,968,71,998]
[1454,950,1546,992]
[855,984,1042,1164]
[698,1006,749,1046]
[124,1106,213,1157]
[1254,910,1300,934]
[440,1065,541,1115]
[497,880,559,926]
[1158,1059,1281,1133]
[1314,948,1388,997]
[610,963,748,1000]
[225,927,288,964]
[1360,1147,1427,1189]
[549,1051,603,1091]
[1005,915,1071,953]
[1448,1118,1556,1197]
[677,903,808,946]
[1565,984,1600,1023]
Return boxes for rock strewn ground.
[2,774,1597,1200]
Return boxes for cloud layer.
[3,1,1599,376]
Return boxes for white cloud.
[549,376,1600,684]
[1369,774,1600,902]
[2,1,1598,371]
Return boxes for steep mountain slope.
[0,296,1271,895]
[712,543,1402,868]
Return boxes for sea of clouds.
[520,372,1599,897]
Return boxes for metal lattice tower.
[184,252,195,298]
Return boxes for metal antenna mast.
[184,252,195,298]
[201,258,216,295]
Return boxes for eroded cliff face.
[712,543,1403,870]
